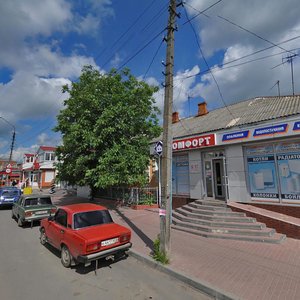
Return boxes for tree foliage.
[54,66,162,189]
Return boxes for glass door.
[213,159,226,199]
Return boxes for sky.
[0,0,300,162]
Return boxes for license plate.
[4,198,14,202]
[35,210,48,215]
[101,238,118,247]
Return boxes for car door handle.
[60,230,65,234]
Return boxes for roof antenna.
[270,80,280,96]
[272,53,298,95]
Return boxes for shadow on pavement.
[114,207,154,252]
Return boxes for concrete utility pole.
[160,0,177,257]
[0,117,16,162]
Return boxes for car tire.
[61,245,72,268]
[40,228,47,245]
[17,216,24,227]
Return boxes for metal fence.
[105,187,158,206]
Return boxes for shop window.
[246,145,278,200]
[172,155,189,195]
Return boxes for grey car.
[12,194,57,227]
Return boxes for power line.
[143,38,164,80]
[94,0,161,64]
[182,0,223,25]
[117,28,166,71]
[101,2,169,69]
[173,39,300,82]
[217,15,297,57]
[182,5,238,121]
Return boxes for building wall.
[226,144,250,203]
[189,150,204,199]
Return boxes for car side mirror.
[48,216,54,221]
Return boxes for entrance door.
[213,159,226,199]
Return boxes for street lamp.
[0,116,16,162]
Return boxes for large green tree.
[54,66,161,191]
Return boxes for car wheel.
[17,216,24,227]
[61,245,72,268]
[40,228,47,245]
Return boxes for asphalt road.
[0,207,211,300]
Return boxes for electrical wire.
[94,0,160,64]
[143,38,164,80]
[101,2,169,69]
[217,15,297,57]
[182,5,238,121]
[173,35,300,82]
[182,0,223,25]
[117,28,166,71]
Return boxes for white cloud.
[0,72,70,125]
[182,0,300,109]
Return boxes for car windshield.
[73,210,113,229]
[39,197,52,205]
[24,197,52,206]
[2,190,20,196]
[25,198,38,206]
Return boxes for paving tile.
[52,193,300,299]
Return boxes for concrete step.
[181,206,247,217]
[194,199,227,207]
[171,224,286,244]
[177,207,256,223]
[172,219,275,237]
[172,211,265,230]
[188,202,232,211]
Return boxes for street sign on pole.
[5,164,12,174]
[154,141,163,156]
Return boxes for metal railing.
[105,187,158,206]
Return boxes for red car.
[39,203,132,268]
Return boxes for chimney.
[197,102,208,116]
[172,112,179,123]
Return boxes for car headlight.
[0,196,4,200]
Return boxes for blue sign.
[222,130,249,142]
[253,124,288,137]
[293,121,300,131]
[154,141,163,156]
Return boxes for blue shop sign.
[253,124,288,137]
[222,130,249,142]
[293,121,300,131]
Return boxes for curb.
[128,249,239,300]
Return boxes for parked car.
[0,186,21,207]
[12,194,57,227]
[39,203,132,268]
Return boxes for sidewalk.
[52,192,300,300]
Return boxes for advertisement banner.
[277,152,300,201]
[247,155,279,199]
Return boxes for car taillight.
[120,234,130,243]
[25,211,33,217]
[86,243,100,252]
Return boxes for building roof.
[172,95,300,139]
[39,146,57,152]
[24,153,34,157]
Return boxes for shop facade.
[169,114,300,207]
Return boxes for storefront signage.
[277,150,300,201]
[222,130,249,142]
[293,121,300,131]
[172,134,215,152]
[247,154,279,200]
[253,124,288,137]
